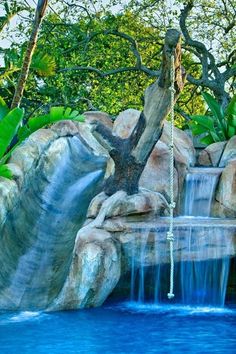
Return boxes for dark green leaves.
[0,107,24,160]
[189,92,236,145]
[0,100,84,180]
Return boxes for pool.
[0,302,236,353]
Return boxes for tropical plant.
[0,98,84,179]
[189,92,236,145]
[0,105,24,178]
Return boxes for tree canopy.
[0,0,235,127]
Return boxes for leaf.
[202,92,224,121]
[188,121,206,136]
[0,96,9,120]
[21,107,85,140]
[31,53,56,77]
[227,125,236,138]
[200,134,214,145]
[0,164,13,179]
[190,115,214,130]
[210,131,221,142]
[226,95,236,116]
[0,107,24,160]
[228,115,236,127]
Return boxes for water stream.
[129,167,234,307]
[0,136,106,310]
[182,167,223,217]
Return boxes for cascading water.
[0,136,106,310]
[182,167,223,217]
[129,167,234,307]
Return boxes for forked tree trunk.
[93,29,186,196]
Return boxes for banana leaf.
[226,95,236,116]
[18,107,85,141]
[0,107,24,160]
[0,164,13,179]
[202,92,224,121]
[200,134,214,145]
[190,115,215,130]
[0,96,9,120]
[228,125,236,138]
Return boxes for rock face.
[112,109,140,139]
[198,136,236,168]
[112,109,195,208]
[213,160,236,217]
[219,136,236,167]
[198,141,227,167]
[0,121,109,310]
[50,227,120,310]
[197,136,236,217]
[0,108,236,312]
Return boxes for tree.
[11,0,48,109]
[1,0,235,122]
[93,29,185,195]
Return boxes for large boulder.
[219,136,236,167]
[160,122,195,167]
[214,160,236,217]
[83,111,113,129]
[112,109,196,206]
[198,141,227,167]
[140,141,179,202]
[0,121,109,310]
[142,122,195,205]
[112,109,140,139]
[49,227,121,310]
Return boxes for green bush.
[189,92,236,145]
[0,98,84,179]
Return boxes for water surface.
[0,303,235,353]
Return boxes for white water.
[1,136,105,309]
[130,167,233,307]
[183,167,223,217]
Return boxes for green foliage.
[0,97,84,179]
[0,105,24,159]
[30,53,56,77]
[18,106,84,141]
[0,7,204,123]
[189,93,236,145]
[0,99,24,178]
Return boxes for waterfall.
[182,167,223,217]
[129,223,234,306]
[129,167,234,307]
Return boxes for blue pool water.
[0,302,236,354]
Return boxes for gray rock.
[215,160,236,216]
[0,121,108,311]
[219,136,236,167]
[50,227,121,310]
[112,109,140,139]
[198,141,227,167]
[140,141,179,202]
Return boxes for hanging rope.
[167,54,176,300]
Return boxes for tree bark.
[92,29,186,196]
[11,0,48,109]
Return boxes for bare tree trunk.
[11,0,48,109]
[92,29,186,196]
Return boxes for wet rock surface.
[0,110,236,311]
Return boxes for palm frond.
[31,53,56,77]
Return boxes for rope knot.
[169,202,176,209]
[169,87,176,94]
[167,293,175,299]
[167,231,174,242]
